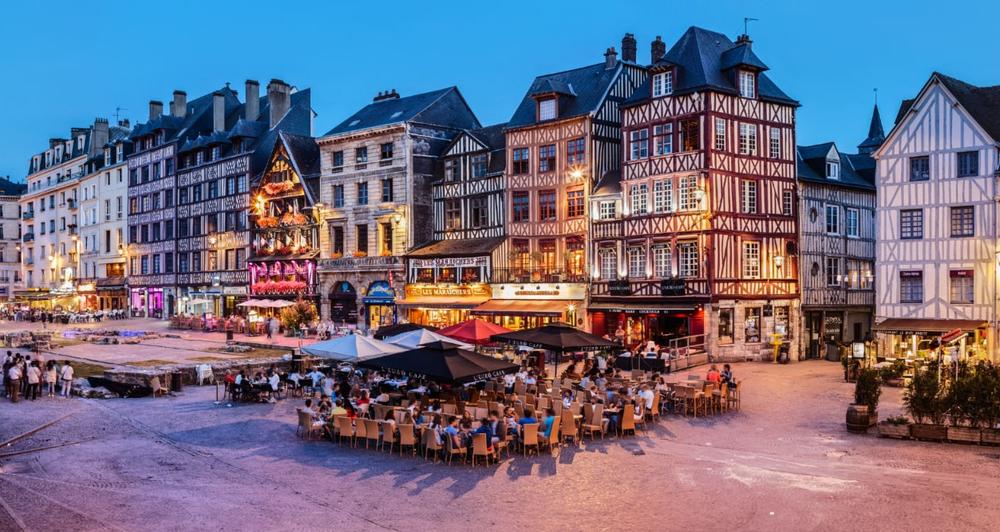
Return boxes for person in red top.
[706,364,722,384]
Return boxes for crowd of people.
[1,308,127,324]
[2,351,76,402]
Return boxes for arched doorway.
[363,280,396,329]
[329,281,358,325]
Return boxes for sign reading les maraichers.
[405,284,490,298]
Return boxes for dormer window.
[826,160,840,180]
[104,147,111,166]
[652,71,673,97]
[739,70,756,99]
[538,98,556,121]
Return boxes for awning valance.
[873,318,988,336]
[396,295,489,309]
[471,299,568,317]
[588,302,696,314]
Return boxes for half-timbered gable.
[432,124,507,241]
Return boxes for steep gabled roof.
[857,104,885,153]
[507,62,623,129]
[797,142,874,191]
[278,131,321,203]
[0,176,26,195]
[324,87,479,136]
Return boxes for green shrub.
[884,415,910,426]
[905,361,946,425]
[854,368,881,412]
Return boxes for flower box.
[947,426,981,444]
[877,422,910,439]
[910,423,947,442]
[981,428,1000,446]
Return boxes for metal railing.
[490,267,589,284]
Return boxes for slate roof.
[507,62,622,129]
[406,237,505,258]
[129,87,240,144]
[278,131,322,203]
[324,87,479,136]
[895,73,1000,141]
[592,169,621,196]
[0,176,27,195]
[625,26,796,107]
[857,104,885,153]
[797,142,874,191]
[465,123,507,174]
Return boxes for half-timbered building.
[401,124,506,328]
[480,35,646,330]
[315,88,479,330]
[873,73,1000,361]
[590,27,800,359]
[797,135,877,361]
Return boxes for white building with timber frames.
[873,72,1000,362]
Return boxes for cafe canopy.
[373,322,437,340]
[301,334,404,363]
[358,341,518,384]
[385,328,473,350]
[491,322,616,352]
[436,319,511,345]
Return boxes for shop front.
[400,248,496,329]
[96,276,127,310]
[588,303,702,347]
[398,283,491,329]
[473,283,585,331]
[363,280,397,330]
[130,287,165,318]
[328,281,359,325]
[76,281,98,311]
[874,318,990,362]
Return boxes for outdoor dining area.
[291,320,744,466]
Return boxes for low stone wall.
[102,344,299,390]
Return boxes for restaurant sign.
[660,278,685,296]
[608,279,632,296]
[405,284,490,298]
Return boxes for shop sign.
[76,283,97,293]
[410,256,487,269]
[852,342,866,358]
[491,283,586,301]
[660,278,685,296]
[363,280,396,304]
[608,279,631,296]
[405,284,490,298]
[223,286,249,295]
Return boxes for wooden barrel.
[845,404,871,433]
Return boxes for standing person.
[266,316,274,340]
[44,360,57,397]
[60,361,75,398]
[7,361,21,402]
[25,361,41,401]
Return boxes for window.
[566,138,585,165]
[471,154,488,177]
[332,185,344,208]
[512,148,530,174]
[538,239,556,271]
[332,150,344,168]
[909,156,930,181]
[630,183,648,215]
[652,244,671,277]
[538,189,557,221]
[629,129,649,160]
[357,182,368,205]
[599,201,616,220]
[744,307,761,343]
[381,178,393,202]
[678,241,699,277]
[826,160,840,179]
[738,123,757,155]
[652,71,673,97]
[846,208,859,237]
[957,151,978,177]
[627,246,646,278]
[355,147,368,164]
[470,196,488,228]
[860,261,873,290]
[769,128,781,159]
[567,189,584,217]
[679,176,699,210]
[900,209,923,239]
[900,271,923,303]
[164,252,174,273]
[380,222,393,254]
[739,70,755,98]
[782,190,794,216]
[718,308,734,344]
[825,205,840,234]
[950,206,974,237]
[741,180,757,214]
[331,226,344,254]
[380,142,393,161]
[538,98,556,120]
[538,144,556,173]
[714,119,726,151]
[444,158,460,181]
[444,199,462,230]
[680,119,700,151]
[511,239,531,271]
[742,241,760,278]
[512,191,530,222]
[599,248,617,280]
[653,180,672,213]
[654,124,673,155]
[950,270,974,304]
[826,257,841,286]
[356,224,368,253]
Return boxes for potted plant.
[846,368,881,433]
[975,363,1000,445]
[946,363,981,444]
[905,362,948,441]
[877,415,911,439]
[878,360,907,387]
[279,299,318,336]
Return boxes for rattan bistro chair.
[471,433,491,467]
[521,423,540,456]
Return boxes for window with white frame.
[739,70,755,98]
[652,71,673,97]
[715,118,726,151]
[653,124,673,155]
[900,271,923,303]
[629,129,649,160]
[652,244,671,277]
[782,190,793,216]
[950,270,974,304]
[599,248,617,280]
[741,180,757,214]
[825,205,840,234]
[598,201,616,220]
[678,241,699,277]
[826,257,841,286]
[627,246,646,278]
[653,179,672,213]
[679,176,699,210]
[738,123,757,155]
[742,241,761,278]
[769,128,781,158]
[826,160,840,179]
[630,183,648,215]
[846,208,859,237]
[538,98,556,120]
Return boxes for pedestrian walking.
[60,361,74,397]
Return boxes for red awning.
[873,318,987,336]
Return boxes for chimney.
[212,92,225,132]
[92,118,109,149]
[373,89,400,102]
[172,90,187,118]
[118,118,130,129]
[604,47,618,69]
[651,36,666,63]
[736,34,752,46]
[267,79,291,128]
[245,79,260,121]
[621,33,637,63]
[148,100,163,121]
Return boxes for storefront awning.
[397,295,489,309]
[471,299,567,317]
[588,302,697,314]
[873,318,988,336]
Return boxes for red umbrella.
[438,318,511,345]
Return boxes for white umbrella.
[237,299,263,307]
[301,334,404,362]
[384,328,473,350]
[187,298,211,305]
[271,300,295,308]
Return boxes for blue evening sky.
[1,0,998,180]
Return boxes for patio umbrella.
[187,298,211,305]
[358,341,518,384]
[373,322,438,339]
[301,334,404,363]
[491,322,616,376]
[384,328,473,350]
[236,299,263,307]
[271,300,295,308]
[437,319,511,345]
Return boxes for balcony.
[24,257,34,266]
[21,210,34,221]
[67,198,77,210]
[22,233,34,243]
[490,268,589,284]
[68,225,78,235]
[592,219,623,240]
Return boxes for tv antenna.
[113,106,128,123]
[743,17,759,36]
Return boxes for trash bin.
[170,372,184,392]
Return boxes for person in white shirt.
[7,364,21,402]
[638,384,655,412]
[321,375,335,398]
[45,361,58,397]
[59,361,74,397]
[307,369,324,388]
[25,362,41,401]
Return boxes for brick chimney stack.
[651,36,666,63]
[172,90,187,118]
[621,33,637,63]
[148,100,163,121]
[245,80,260,121]
[267,79,291,128]
[604,47,618,69]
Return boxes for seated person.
[518,408,539,431]
[540,408,557,440]
[443,416,463,449]
[373,389,391,404]
[473,417,495,453]
[706,364,722,384]
[330,399,348,416]
[300,399,325,429]
[721,364,736,387]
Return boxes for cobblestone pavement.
[1,361,998,531]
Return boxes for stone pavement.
[1,361,998,531]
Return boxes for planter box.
[947,426,981,444]
[877,422,910,439]
[981,429,1000,446]
[884,377,904,387]
[910,423,947,442]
